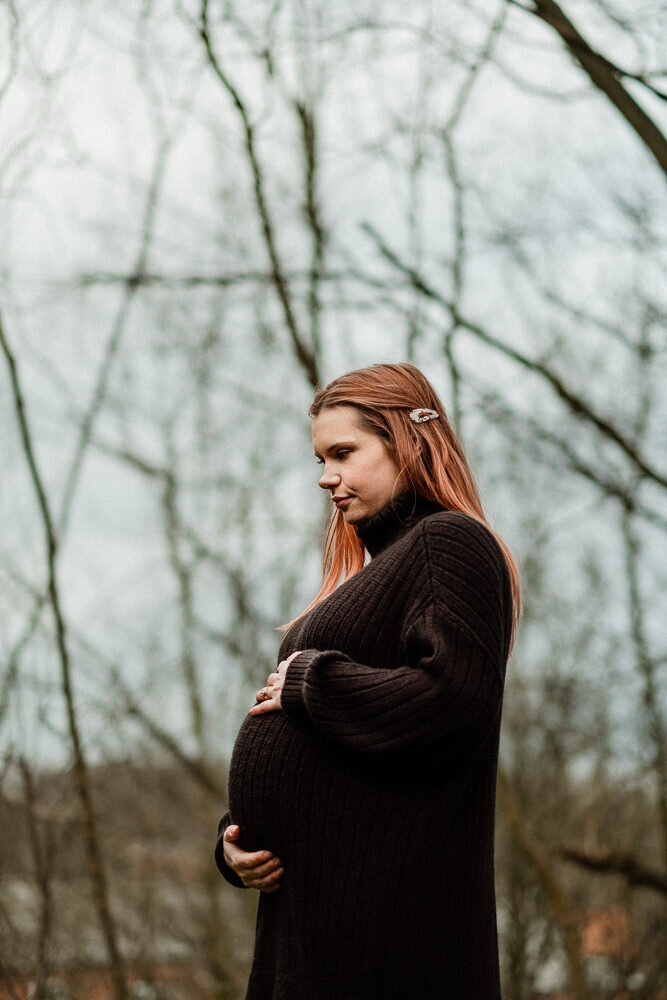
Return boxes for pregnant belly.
[228,709,447,872]
[227,710,318,854]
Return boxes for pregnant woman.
[215,362,520,999]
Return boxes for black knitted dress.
[215,494,513,999]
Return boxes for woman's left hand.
[249,650,302,716]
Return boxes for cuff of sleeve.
[281,650,321,720]
[214,813,246,889]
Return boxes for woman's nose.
[318,466,341,490]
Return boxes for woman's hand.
[223,825,284,893]
[249,650,302,716]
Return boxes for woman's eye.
[315,450,351,465]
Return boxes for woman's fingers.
[255,672,280,703]
[244,864,284,891]
[237,854,282,878]
[252,654,302,712]
[278,650,302,674]
[222,825,284,891]
[226,842,275,869]
[240,857,284,892]
[223,826,271,866]
[249,696,281,715]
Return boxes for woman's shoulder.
[415,509,509,590]
[413,510,512,658]
[419,508,502,552]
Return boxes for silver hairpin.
[409,408,439,424]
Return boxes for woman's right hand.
[223,824,284,893]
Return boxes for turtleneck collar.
[355,491,446,558]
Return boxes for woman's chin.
[341,507,364,525]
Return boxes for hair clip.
[409,408,439,424]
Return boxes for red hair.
[293,362,520,651]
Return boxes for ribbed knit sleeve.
[281,513,510,755]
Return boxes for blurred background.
[0,0,666,997]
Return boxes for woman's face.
[312,406,403,525]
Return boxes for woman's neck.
[355,491,445,557]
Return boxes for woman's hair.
[294,362,520,650]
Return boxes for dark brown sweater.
[215,493,513,999]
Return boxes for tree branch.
[295,98,325,365]
[498,768,591,1000]
[468,382,667,532]
[361,222,667,492]
[0,312,128,1000]
[198,0,319,387]
[622,511,667,875]
[58,133,173,540]
[19,758,53,1000]
[520,0,667,178]
[559,846,667,895]
[111,669,224,801]
[161,460,206,759]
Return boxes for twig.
[198,0,319,386]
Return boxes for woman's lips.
[333,495,353,508]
